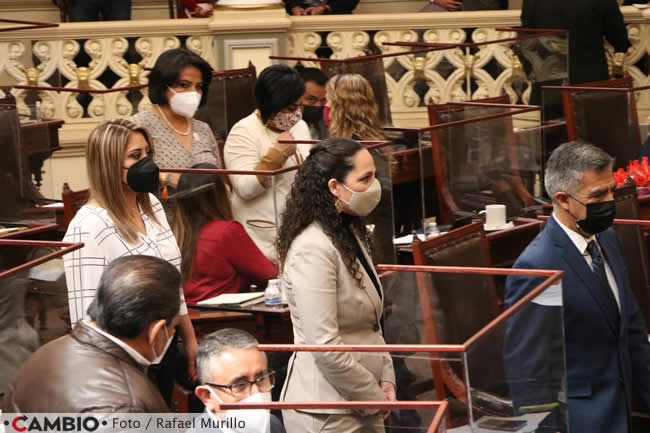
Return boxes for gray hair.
[197,328,261,384]
[544,141,615,204]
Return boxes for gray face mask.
[339,178,382,216]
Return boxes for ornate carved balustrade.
[1,6,649,195]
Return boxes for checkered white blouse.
[63,194,187,325]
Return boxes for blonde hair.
[326,74,385,141]
[86,119,159,244]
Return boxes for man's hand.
[274,131,296,157]
[380,381,397,419]
[433,0,462,11]
[306,5,327,15]
[291,6,307,15]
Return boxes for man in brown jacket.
[2,255,181,413]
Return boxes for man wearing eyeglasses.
[192,328,286,433]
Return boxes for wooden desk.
[21,119,64,190]
[396,218,542,268]
[189,309,257,340]
[188,305,293,344]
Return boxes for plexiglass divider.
[542,80,650,171]
[385,102,543,231]
[222,399,448,433]
[368,264,567,432]
[160,165,301,254]
[270,46,451,127]
[252,265,567,432]
[382,28,569,107]
[426,102,543,225]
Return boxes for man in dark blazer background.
[505,141,650,433]
[521,0,630,84]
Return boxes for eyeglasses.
[206,370,276,397]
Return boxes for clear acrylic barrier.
[541,81,650,170]
[383,127,432,236]
[365,141,397,264]
[429,104,543,224]
[0,238,83,397]
[382,29,569,106]
[161,165,300,263]
[163,138,396,264]
[375,265,567,432]
[386,103,544,229]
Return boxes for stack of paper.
[197,292,265,307]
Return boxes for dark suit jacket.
[521,0,630,84]
[284,0,359,14]
[505,216,650,433]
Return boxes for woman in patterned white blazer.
[62,119,198,402]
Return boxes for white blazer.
[224,112,311,261]
[280,223,396,415]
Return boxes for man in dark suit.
[521,0,630,84]
[505,141,650,433]
[284,0,358,15]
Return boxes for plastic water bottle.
[424,217,440,239]
[264,279,282,308]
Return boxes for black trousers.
[68,0,131,21]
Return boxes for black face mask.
[568,195,616,234]
[302,105,325,124]
[124,157,160,194]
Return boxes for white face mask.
[339,178,382,217]
[207,388,271,433]
[151,325,173,365]
[168,87,201,118]
[269,108,302,131]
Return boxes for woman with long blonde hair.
[63,119,198,401]
[325,74,395,264]
[325,73,385,141]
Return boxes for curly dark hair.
[277,137,371,286]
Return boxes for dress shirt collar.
[553,213,595,256]
[83,320,152,367]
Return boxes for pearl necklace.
[155,105,190,136]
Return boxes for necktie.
[586,240,620,330]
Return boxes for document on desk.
[447,412,549,433]
[197,292,265,307]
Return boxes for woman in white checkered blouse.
[63,119,198,378]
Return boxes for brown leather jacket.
[2,321,169,413]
